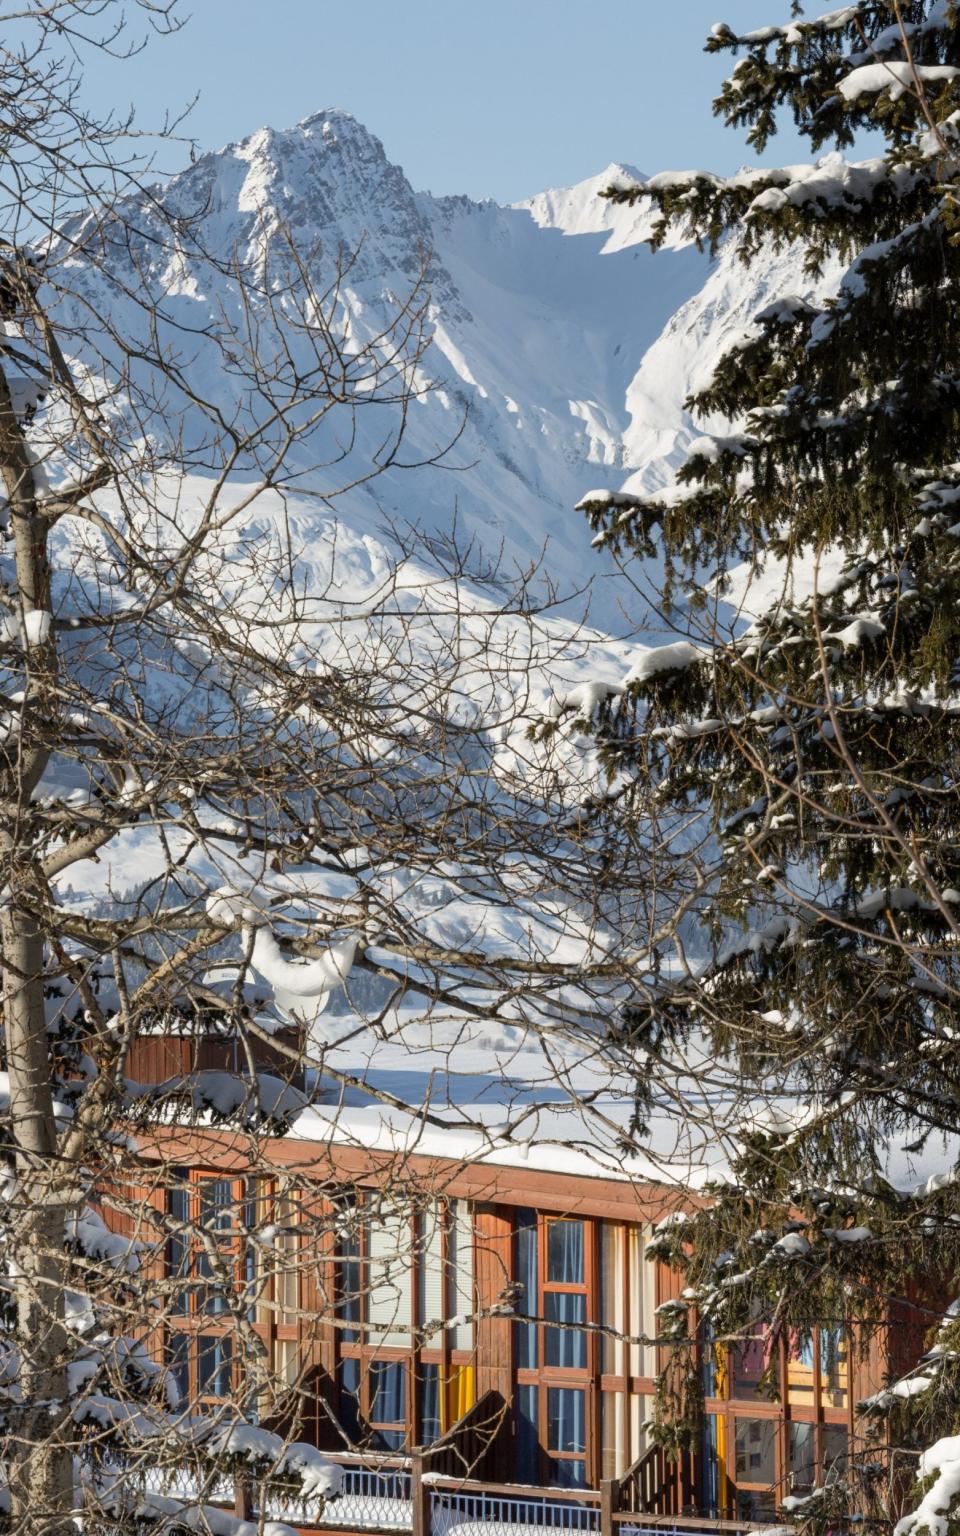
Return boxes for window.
[548,1387,586,1487]
[164,1173,252,1406]
[334,1196,475,1451]
[517,1216,589,1372]
[822,1424,848,1484]
[164,1172,291,1411]
[514,1212,595,1487]
[786,1326,847,1409]
[735,1417,776,1485]
[789,1420,816,1496]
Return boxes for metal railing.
[429,1482,601,1536]
[264,1461,413,1529]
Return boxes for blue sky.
[78,1,837,202]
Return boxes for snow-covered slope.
[57,109,830,622]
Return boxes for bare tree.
[0,6,681,1533]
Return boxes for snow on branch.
[624,641,705,686]
[839,62,960,104]
[247,927,357,1000]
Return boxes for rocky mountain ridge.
[61,108,829,622]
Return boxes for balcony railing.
[257,1455,757,1536]
[264,1456,413,1529]
[427,1476,601,1536]
[91,1443,758,1536]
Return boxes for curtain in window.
[370,1359,406,1425]
[197,1333,233,1397]
[547,1387,585,1452]
[516,1383,539,1483]
[547,1221,584,1284]
[545,1292,587,1368]
[419,1363,440,1445]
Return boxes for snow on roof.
[281,1004,739,1190]
[278,1001,960,1200]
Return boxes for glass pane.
[420,1362,440,1445]
[166,1331,190,1404]
[419,1206,445,1337]
[735,1418,776,1486]
[552,1459,586,1488]
[448,1202,474,1351]
[821,1327,848,1408]
[547,1220,584,1284]
[786,1329,815,1406]
[197,1333,233,1397]
[338,1255,362,1343]
[736,1490,777,1523]
[547,1387,585,1453]
[244,1180,259,1303]
[201,1179,234,1233]
[516,1211,537,1369]
[369,1359,406,1427]
[823,1424,848,1484]
[166,1184,191,1314]
[732,1320,777,1398]
[275,1188,298,1320]
[339,1357,360,1442]
[545,1291,586,1369]
[516,1383,539,1484]
[367,1212,413,1346]
[789,1421,816,1495]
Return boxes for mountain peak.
[596,160,645,187]
[515,162,653,252]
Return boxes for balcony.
[124,1448,756,1536]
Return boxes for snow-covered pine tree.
[576,3,960,1530]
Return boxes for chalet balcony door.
[515,1213,597,1488]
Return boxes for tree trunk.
[0,350,73,1532]
[2,905,74,1536]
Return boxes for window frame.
[514,1212,599,1487]
[333,1194,475,1451]
[163,1170,278,1411]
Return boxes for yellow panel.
[445,1364,475,1428]
[715,1413,730,1517]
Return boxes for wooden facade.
[109,1030,937,1526]
[118,1111,932,1526]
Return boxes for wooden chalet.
[116,1022,933,1536]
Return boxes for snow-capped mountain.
[58,109,826,625]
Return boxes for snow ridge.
[58,109,823,620]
